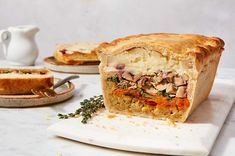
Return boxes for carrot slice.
[112,88,190,110]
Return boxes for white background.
[0,0,234,68]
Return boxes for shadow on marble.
[48,135,162,156]
[210,104,235,156]
[50,83,88,112]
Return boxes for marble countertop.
[0,66,234,156]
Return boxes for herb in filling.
[107,75,120,83]
[157,90,173,101]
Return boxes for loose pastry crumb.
[126,115,132,118]
[107,113,116,119]
[56,153,63,156]
[166,118,176,127]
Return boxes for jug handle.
[0,30,11,56]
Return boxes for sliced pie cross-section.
[96,33,224,122]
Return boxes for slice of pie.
[54,42,100,65]
[0,68,53,95]
[96,33,224,122]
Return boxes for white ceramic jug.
[0,25,39,66]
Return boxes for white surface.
[0,67,235,156]
[48,79,235,156]
[0,0,235,69]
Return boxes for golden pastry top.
[96,33,224,61]
[56,42,100,54]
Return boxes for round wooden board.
[0,79,75,108]
[44,56,100,74]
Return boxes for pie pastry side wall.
[185,53,221,121]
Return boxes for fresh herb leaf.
[157,90,173,101]
[58,95,105,124]
[166,95,173,101]
[107,75,119,83]
[137,87,152,98]
[58,113,69,119]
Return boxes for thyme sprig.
[58,95,105,124]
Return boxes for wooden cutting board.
[48,79,235,156]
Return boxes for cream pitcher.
[0,25,39,66]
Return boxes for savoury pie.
[0,68,53,95]
[96,33,224,122]
[54,42,100,65]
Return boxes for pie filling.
[0,69,48,75]
[106,66,190,112]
